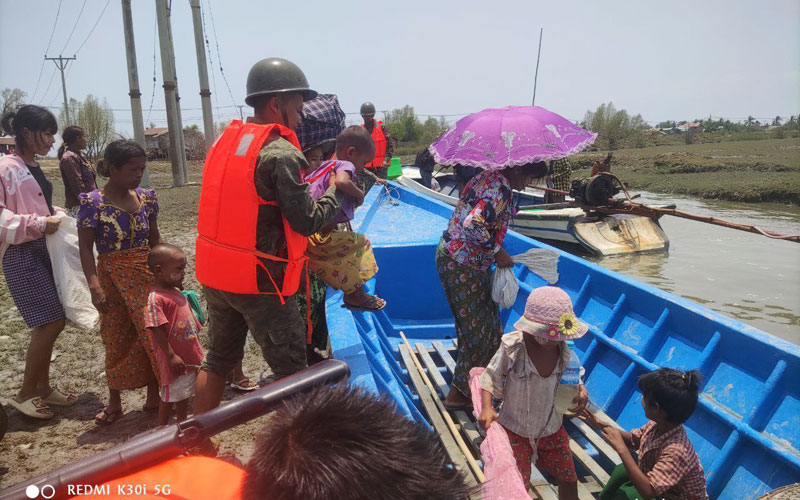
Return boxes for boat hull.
[330,182,800,500]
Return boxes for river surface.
[583,192,800,344]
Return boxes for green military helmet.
[360,102,376,116]
[245,57,318,107]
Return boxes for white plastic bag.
[512,248,560,284]
[491,266,519,309]
[45,214,99,330]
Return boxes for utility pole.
[189,0,215,151]
[120,0,150,187]
[155,0,186,186]
[531,28,543,106]
[45,55,76,123]
[236,105,244,120]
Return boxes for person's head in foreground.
[638,368,701,425]
[335,126,375,173]
[242,383,473,500]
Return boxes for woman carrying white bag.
[0,105,77,420]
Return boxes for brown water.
[586,192,800,345]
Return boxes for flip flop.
[142,403,160,412]
[7,397,54,420]
[342,295,386,312]
[42,388,77,407]
[230,378,258,391]
[95,408,123,426]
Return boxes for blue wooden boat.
[327,183,800,499]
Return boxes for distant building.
[0,137,15,155]
[144,127,170,159]
[676,122,703,133]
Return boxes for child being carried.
[305,126,385,311]
[145,243,204,425]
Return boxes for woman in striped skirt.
[1,105,77,420]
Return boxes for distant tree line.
[383,105,449,155]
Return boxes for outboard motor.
[569,175,620,206]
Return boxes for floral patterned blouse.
[440,169,517,271]
[77,188,159,254]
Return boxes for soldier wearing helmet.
[360,102,393,181]
[194,58,344,416]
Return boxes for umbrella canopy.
[295,93,346,152]
[429,106,597,168]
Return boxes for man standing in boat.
[193,58,344,416]
[360,102,394,181]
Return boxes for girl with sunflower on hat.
[477,286,590,500]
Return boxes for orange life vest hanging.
[195,120,308,301]
[363,120,387,169]
[69,456,244,500]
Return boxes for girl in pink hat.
[478,286,590,500]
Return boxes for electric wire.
[32,0,63,102]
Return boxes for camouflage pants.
[202,286,307,379]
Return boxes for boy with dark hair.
[242,383,473,500]
[581,368,709,500]
[305,126,386,311]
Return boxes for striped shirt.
[631,421,708,500]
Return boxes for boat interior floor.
[398,337,622,500]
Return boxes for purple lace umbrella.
[429,105,597,168]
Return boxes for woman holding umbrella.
[431,106,596,409]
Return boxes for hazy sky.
[1,0,798,139]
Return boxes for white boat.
[397,166,670,256]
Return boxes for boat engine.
[569,175,620,206]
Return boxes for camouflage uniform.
[203,136,342,379]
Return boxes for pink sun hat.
[513,286,589,341]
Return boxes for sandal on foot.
[342,295,386,312]
[95,408,123,426]
[43,389,77,407]
[8,397,54,420]
[230,377,258,392]
[142,403,159,412]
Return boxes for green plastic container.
[387,157,403,180]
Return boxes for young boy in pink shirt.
[145,243,204,425]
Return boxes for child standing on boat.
[145,243,204,425]
[478,286,589,500]
[580,368,708,500]
[305,126,385,311]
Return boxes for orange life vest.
[196,120,308,301]
[69,456,244,500]
[363,120,387,169]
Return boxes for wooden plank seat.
[416,338,628,499]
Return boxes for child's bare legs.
[558,482,578,500]
[158,401,172,426]
[175,399,189,422]
[343,285,385,310]
[144,379,160,410]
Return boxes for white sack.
[45,214,98,330]
[491,266,519,309]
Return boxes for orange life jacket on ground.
[363,120,387,169]
[69,456,244,500]
[195,120,308,302]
